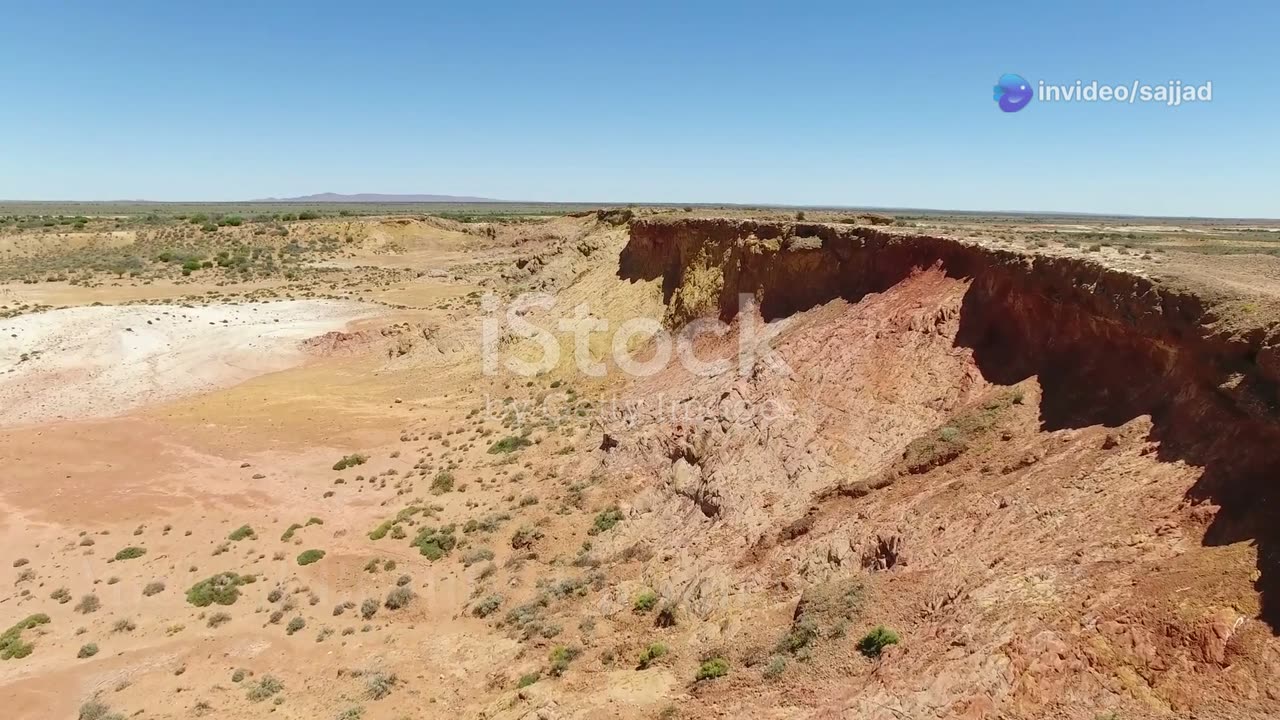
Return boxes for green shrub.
[77,643,99,659]
[0,614,50,660]
[280,523,302,541]
[695,657,729,681]
[633,590,659,613]
[246,675,283,701]
[411,525,457,560]
[285,616,305,635]
[857,626,900,657]
[517,672,540,688]
[186,572,251,607]
[589,506,624,535]
[297,549,326,566]
[75,594,101,614]
[637,642,668,670]
[548,645,580,676]
[113,546,146,561]
[487,434,531,454]
[430,471,455,495]
[332,453,368,471]
[228,525,255,541]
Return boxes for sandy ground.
[0,300,377,426]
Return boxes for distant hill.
[255,193,498,203]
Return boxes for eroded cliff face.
[594,217,1280,719]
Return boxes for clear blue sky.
[1,1,1276,217]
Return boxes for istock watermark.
[994,73,1213,113]
[480,292,793,379]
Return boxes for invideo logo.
[994,73,1033,113]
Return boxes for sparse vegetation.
[333,453,369,471]
[487,434,531,454]
[857,626,900,658]
[75,594,101,614]
[113,546,146,561]
[637,642,668,670]
[228,524,255,541]
[589,505,624,534]
[430,470,455,494]
[297,549,326,566]
[187,572,252,607]
[633,589,659,613]
[695,657,729,681]
[246,674,283,702]
[384,586,415,610]
[1,614,50,660]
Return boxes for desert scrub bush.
[472,594,503,618]
[411,525,457,560]
[336,707,364,720]
[186,572,253,607]
[142,581,165,597]
[206,612,232,628]
[695,657,729,681]
[78,699,123,720]
[246,674,283,701]
[12,558,27,567]
[509,525,543,549]
[777,578,864,653]
[1,614,50,660]
[384,586,415,610]
[460,547,494,566]
[113,546,146,561]
[111,618,136,633]
[75,594,101,614]
[633,590,659,613]
[487,434,531,454]
[636,642,668,670]
[857,626,900,657]
[364,670,398,699]
[462,512,510,534]
[588,505,624,535]
[360,598,379,620]
[280,523,303,541]
[77,643,99,659]
[763,655,786,679]
[297,549,326,566]
[228,525,255,541]
[286,616,306,635]
[517,671,540,688]
[901,389,1023,473]
[50,587,72,604]
[548,645,580,676]
[333,453,368,471]
[430,470,455,495]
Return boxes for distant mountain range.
[254,192,498,203]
